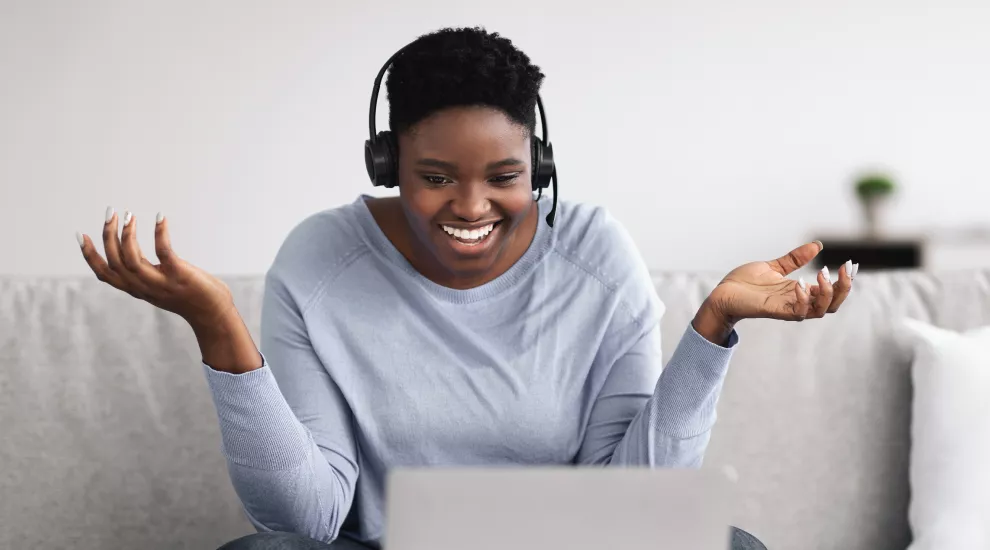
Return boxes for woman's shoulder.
[553,201,648,283]
[266,198,372,295]
[551,200,662,321]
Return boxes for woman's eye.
[422,175,451,186]
[490,173,520,186]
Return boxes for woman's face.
[397,106,538,285]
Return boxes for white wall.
[2,0,989,276]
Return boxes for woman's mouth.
[438,221,503,255]
[441,223,497,244]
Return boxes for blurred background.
[2,0,989,275]
[3,4,990,550]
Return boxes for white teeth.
[442,223,495,242]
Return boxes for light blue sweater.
[204,196,737,546]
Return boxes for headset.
[363,42,559,227]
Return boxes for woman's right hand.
[79,207,234,329]
[78,207,262,373]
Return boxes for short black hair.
[385,27,545,135]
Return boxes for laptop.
[384,467,737,550]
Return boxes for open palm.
[709,242,854,323]
[78,208,236,328]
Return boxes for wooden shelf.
[813,230,990,271]
[812,238,922,270]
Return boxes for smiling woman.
[368,104,540,289]
[76,26,855,550]
[363,30,547,290]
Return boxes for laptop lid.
[385,467,736,550]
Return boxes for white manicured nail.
[845,259,853,277]
[798,277,807,291]
[123,211,133,226]
[852,263,859,278]
[105,206,114,223]
[156,211,164,224]
[76,232,84,248]
[821,266,830,281]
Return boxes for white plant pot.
[861,196,888,239]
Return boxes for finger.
[769,241,824,276]
[102,207,125,273]
[791,277,811,320]
[119,212,167,285]
[154,212,180,273]
[826,259,853,313]
[810,266,834,318]
[78,233,124,288]
[102,208,152,299]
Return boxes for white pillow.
[902,319,990,550]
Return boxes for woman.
[77,27,853,550]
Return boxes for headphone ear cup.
[531,138,554,191]
[531,140,539,191]
[383,132,398,188]
[365,131,398,188]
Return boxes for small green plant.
[855,173,896,201]
[854,172,897,238]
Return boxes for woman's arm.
[575,241,854,467]
[76,210,360,541]
[203,272,359,542]
[575,318,735,467]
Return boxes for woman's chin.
[432,245,504,288]
[439,254,500,282]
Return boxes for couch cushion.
[0,277,262,550]
[901,319,990,550]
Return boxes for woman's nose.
[449,183,492,221]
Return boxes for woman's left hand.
[692,241,856,345]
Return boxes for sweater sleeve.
[576,320,737,467]
[203,272,359,542]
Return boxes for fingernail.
[156,211,164,224]
[105,206,114,223]
[123,211,133,227]
[852,263,860,278]
[814,240,824,251]
[798,277,807,291]
[821,266,830,281]
[75,232,84,248]
[845,259,852,277]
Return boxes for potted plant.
[855,172,896,239]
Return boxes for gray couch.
[3,270,989,549]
